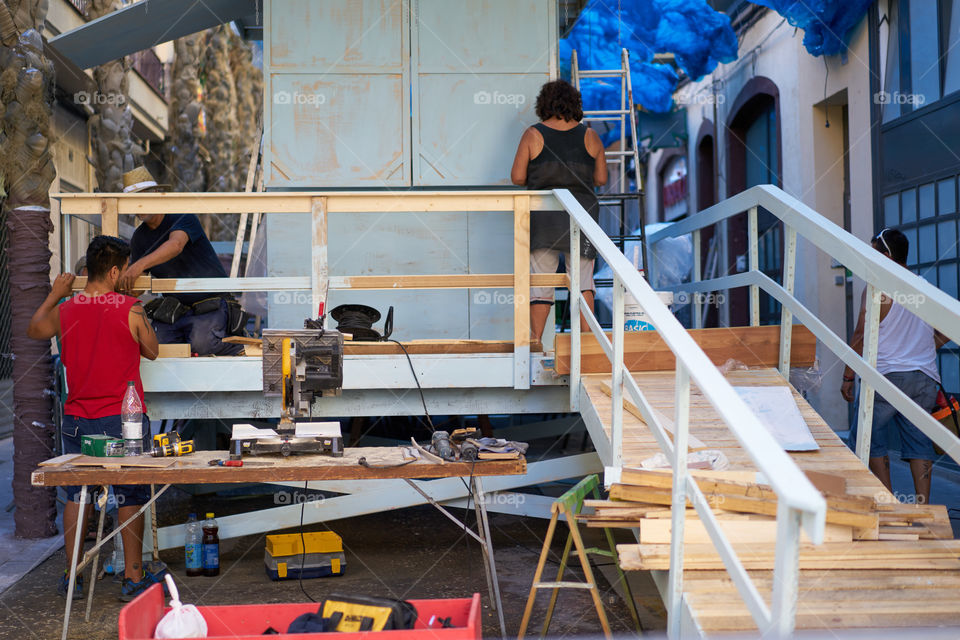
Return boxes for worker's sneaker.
[118,574,151,602]
[143,561,169,591]
[57,572,84,600]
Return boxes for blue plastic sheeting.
[560,0,737,142]
[749,0,874,56]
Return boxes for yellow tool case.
[264,532,345,580]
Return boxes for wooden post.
[514,195,531,390]
[311,197,328,320]
[101,198,118,238]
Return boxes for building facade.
[652,3,881,430]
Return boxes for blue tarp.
[560,0,737,143]
[749,0,874,57]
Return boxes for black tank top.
[526,122,600,257]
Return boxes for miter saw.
[230,326,345,458]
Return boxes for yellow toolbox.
[266,531,342,556]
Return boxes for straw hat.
[121,166,170,193]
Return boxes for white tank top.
[876,301,940,383]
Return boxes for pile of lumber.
[584,468,958,572]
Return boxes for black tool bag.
[191,296,249,336]
[225,298,249,336]
[318,594,417,632]
[143,296,188,325]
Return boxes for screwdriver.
[208,459,243,467]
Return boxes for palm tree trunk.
[1,0,59,539]
[200,26,240,241]
[166,32,205,193]
[87,0,139,192]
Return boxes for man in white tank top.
[842,229,949,505]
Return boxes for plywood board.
[554,324,816,374]
[637,516,853,544]
[65,455,178,468]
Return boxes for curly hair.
[535,80,583,122]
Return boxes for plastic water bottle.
[202,513,220,576]
[121,381,143,456]
[106,533,124,575]
[185,514,203,577]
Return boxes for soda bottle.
[202,513,220,576]
[185,514,203,577]
[121,381,143,456]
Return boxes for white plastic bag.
[155,574,208,638]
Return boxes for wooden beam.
[328,273,567,290]
[608,484,878,529]
[554,324,817,374]
[101,198,118,237]
[71,276,311,292]
[311,196,327,317]
[618,541,960,571]
[513,195,531,390]
[619,468,876,514]
[54,191,562,216]
[343,339,543,355]
[636,516,853,544]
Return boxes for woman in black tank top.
[511,80,607,341]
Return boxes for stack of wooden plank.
[583,468,959,572]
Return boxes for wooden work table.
[32,447,526,487]
[38,446,524,639]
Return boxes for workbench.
[33,448,526,640]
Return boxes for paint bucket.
[624,291,674,331]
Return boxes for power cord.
[298,480,315,602]
[385,339,434,432]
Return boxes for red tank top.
[59,292,145,419]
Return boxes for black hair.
[535,80,584,122]
[872,228,908,265]
[86,235,131,280]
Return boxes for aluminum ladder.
[571,47,650,276]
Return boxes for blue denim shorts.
[62,414,151,505]
[848,370,939,461]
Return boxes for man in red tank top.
[28,236,161,601]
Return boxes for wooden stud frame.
[56,190,568,389]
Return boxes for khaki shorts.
[530,248,595,303]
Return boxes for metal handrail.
[553,188,827,637]
[647,184,960,467]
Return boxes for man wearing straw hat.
[118,167,243,356]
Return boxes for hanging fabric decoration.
[748,0,875,57]
[560,0,738,143]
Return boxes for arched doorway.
[695,122,720,327]
[726,78,783,326]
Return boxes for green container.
[81,434,124,457]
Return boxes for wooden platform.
[581,369,960,633]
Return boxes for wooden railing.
[56,190,567,389]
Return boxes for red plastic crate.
[119,584,482,639]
